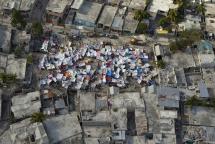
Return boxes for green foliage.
[158,17,170,28]
[136,23,148,34]
[173,0,182,4]
[14,47,23,58]
[27,54,33,64]
[146,0,152,5]
[185,96,215,108]
[31,112,45,123]
[180,29,202,44]
[157,60,166,69]
[32,22,43,36]
[168,9,178,23]
[0,73,17,84]
[134,10,150,21]
[113,108,118,112]
[11,9,26,29]
[196,4,206,15]
[169,29,202,52]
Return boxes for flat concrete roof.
[79,91,95,111]
[160,110,177,119]
[83,126,111,138]
[129,0,147,10]
[98,5,118,27]
[111,108,127,130]
[19,0,36,11]
[1,0,36,11]
[44,113,82,144]
[148,0,178,13]
[76,1,103,24]
[46,0,73,13]
[11,91,41,119]
[112,16,124,31]
[185,106,215,127]
[71,0,84,10]
[126,136,146,144]
[123,12,139,33]
[205,3,215,16]
[85,138,99,144]
[10,118,48,144]
[6,54,27,79]
[112,92,145,109]
[135,109,147,135]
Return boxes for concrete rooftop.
[46,0,73,13]
[44,113,82,144]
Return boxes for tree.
[14,47,23,58]
[31,22,43,37]
[0,73,17,84]
[146,0,152,5]
[169,41,179,53]
[196,4,206,16]
[134,10,150,21]
[31,112,45,123]
[27,54,33,64]
[136,23,148,34]
[173,0,184,5]
[11,9,26,29]
[169,29,203,52]
[168,9,178,23]
[157,60,166,69]
[158,17,170,28]
[180,29,202,44]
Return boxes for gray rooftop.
[85,138,99,144]
[83,125,111,138]
[123,12,139,33]
[98,5,118,27]
[111,16,124,31]
[112,92,145,109]
[11,91,41,119]
[46,0,73,13]
[19,0,36,11]
[148,0,178,14]
[71,0,84,10]
[44,113,82,144]
[185,106,215,127]
[10,118,48,144]
[111,108,127,130]
[157,86,180,100]
[157,86,180,108]
[135,109,147,135]
[5,54,27,79]
[129,0,147,10]
[79,91,96,111]
[205,3,215,16]
[76,1,103,24]
[1,0,36,11]
[126,136,146,144]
